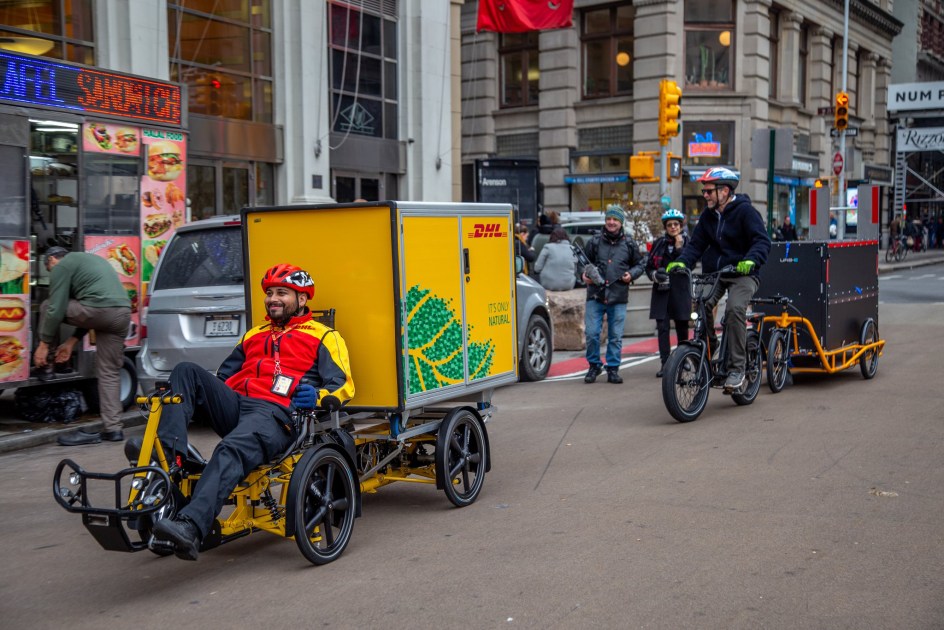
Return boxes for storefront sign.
[888,81,944,112]
[687,132,721,158]
[897,126,944,152]
[140,130,187,283]
[563,173,629,184]
[0,50,181,126]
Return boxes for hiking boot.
[153,516,201,561]
[723,371,745,393]
[606,369,623,384]
[584,365,603,383]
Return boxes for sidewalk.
[3,249,942,454]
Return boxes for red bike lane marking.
[547,336,663,378]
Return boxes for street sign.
[832,151,844,176]
[818,106,835,116]
[660,195,671,209]
[830,127,859,137]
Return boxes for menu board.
[141,129,187,283]
[0,240,30,383]
[84,235,141,348]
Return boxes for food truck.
[0,49,186,407]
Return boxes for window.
[769,9,779,99]
[684,1,734,90]
[168,1,273,122]
[798,25,809,106]
[581,4,634,99]
[328,1,398,139]
[500,32,539,107]
[0,0,94,64]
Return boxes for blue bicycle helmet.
[661,208,685,225]
[698,166,740,191]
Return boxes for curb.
[878,255,944,274]
[0,409,147,454]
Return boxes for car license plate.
[205,315,240,337]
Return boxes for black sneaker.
[57,430,102,446]
[153,517,201,561]
[584,365,603,383]
[606,369,623,384]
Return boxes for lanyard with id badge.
[270,326,301,433]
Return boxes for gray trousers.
[706,275,760,373]
[41,300,131,432]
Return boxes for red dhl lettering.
[467,223,508,238]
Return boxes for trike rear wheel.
[436,408,487,507]
[292,447,356,565]
[732,331,762,406]
[859,318,879,380]
[662,345,710,423]
[766,329,790,393]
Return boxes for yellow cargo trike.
[53,202,520,565]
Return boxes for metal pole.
[838,0,849,209]
[660,143,668,202]
[767,128,775,237]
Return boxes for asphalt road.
[2,302,942,629]
[879,266,944,304]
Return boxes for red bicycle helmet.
[261,263,314,299]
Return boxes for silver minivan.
[137,216,553,392]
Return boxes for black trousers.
[656,319,690,365]
[158,362,296,538]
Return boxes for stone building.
[460,0,903,236]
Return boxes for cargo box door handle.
[463,248,470,275]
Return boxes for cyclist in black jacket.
[667,167,771,393]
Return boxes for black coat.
[678,194,771,274]
[584,229,646,305]
[646,234,691,320]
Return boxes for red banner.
[476,0,574,33]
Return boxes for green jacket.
[41,252,130,343]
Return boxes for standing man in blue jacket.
[667,167,771,393]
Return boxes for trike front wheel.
[859,318,879,379]
[766,329,790,393]
[662,345,710,423]
[291,447,356,565]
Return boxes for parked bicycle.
[661,266,763,422]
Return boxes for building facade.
[460,0,902,236]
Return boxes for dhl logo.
[467,223,508,239]
[0,307,25,320]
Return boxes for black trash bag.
[14,386,88,424]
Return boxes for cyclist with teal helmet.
[666,167,771,393]
[645,209,691,377]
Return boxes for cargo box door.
[460,216,516,382]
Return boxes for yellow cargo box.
[242,202,518,412]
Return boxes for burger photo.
[115,128,139,153]
[0,245,29,294]
[0,297,26,332]
[147,140,184,181]
[0,335,24,378]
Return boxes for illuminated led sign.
[687,131,721,158]
[0,50,181,126]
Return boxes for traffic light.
[834,92,849,131]
[658,79,682,145]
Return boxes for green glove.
[736,260,756,275]
[666,261,686,273]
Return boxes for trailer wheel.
[436,408,487,507]
[859,318,879,380]
[83,357,139,412]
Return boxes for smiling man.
[149,263,354,560]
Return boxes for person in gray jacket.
[534,227,576,291]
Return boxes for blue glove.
[736,260,756,275]
[293,384,318,409]
[666,261,686,273]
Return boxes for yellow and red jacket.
[217,309,354,409]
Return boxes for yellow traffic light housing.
[630,154,655,180]
[834,92,849,131]
[658,79,682,145]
